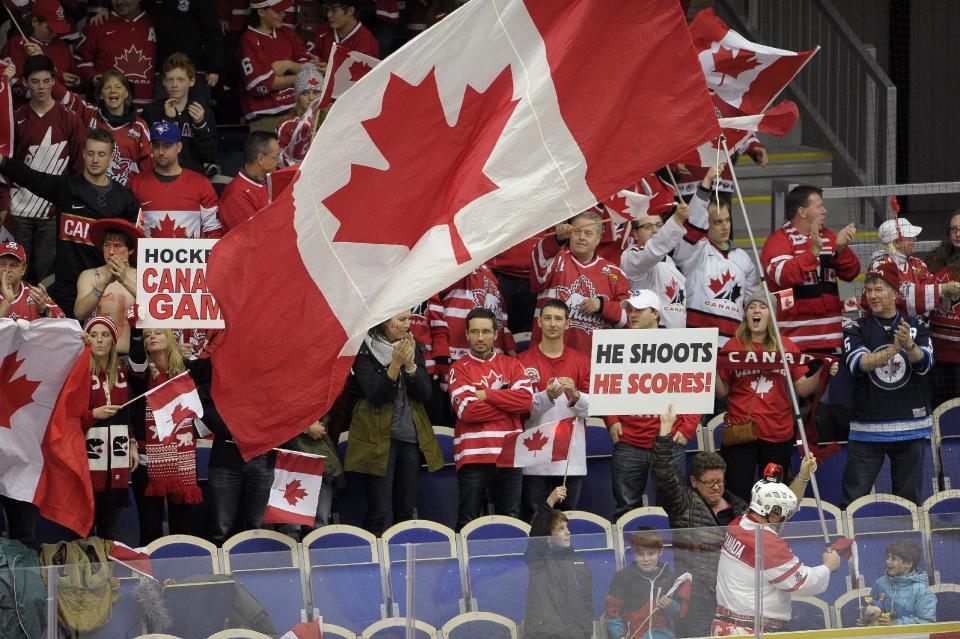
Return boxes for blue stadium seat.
[922,491,960,584]
[564,510,614,550]
[458,516,531,556]
[614,507,672,569]
[790,596,831,631]
[931,584,960,622]
[781,498,849,602]
[578,547,617,617]
[833,588,872,628]
[441,612,518,639]
[585,421,613,456]
[581,421,615,520]
[934,399,960,439]
[845,494,926,588]
[85,577,143,639]
[415,427,457,530]
[336,434,368,527]
[360,618,438,639]
[705,413,725,452]
[459,517,531,623]
[144,534,221,582]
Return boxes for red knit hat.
[866,260,901,294]
[84,316,118,343]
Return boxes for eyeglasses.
[695,477,724,488]
[467,329,496,336]
[950,227,960,234]
[632,222,663,231]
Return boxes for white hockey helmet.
[749,478,798,520]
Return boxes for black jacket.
[141,93,218,172]
[149,0,224,75]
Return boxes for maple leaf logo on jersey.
[348,59,372,82]
[0,352,41,429]
[665,279,681,303]
[712,46,761,85]
[468,275,503,314]
[478,370,504,389]
[522,430,549,455]
[282,479,309,506]
[322,66,519,265]
[557,275,598,305]
[751,374,773,398]
[149,215,189,238]
[708,271,734,295]
[114,45,153,79]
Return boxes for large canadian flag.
[263,450,326,526]
[144,372,204,441]
[689,8,819,114]
[319,43,380,108]
[208,0,720,459]
[497,418,574,468]
[0,319,93,536]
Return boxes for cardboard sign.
[136,239,223,328]
[589,327,719,415]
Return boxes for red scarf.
[144,369,202,504]
[86,368,131,494]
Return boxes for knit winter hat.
[744,289,771,309]
[295,64,324,98]
[84,316,119,343]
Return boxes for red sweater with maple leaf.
[238,25,310,120]
[449,352,533,469]
[75,11,157,107]
[931,265,960,363]
[219,170,268,233]
[129,169,222,239]
[1,35,77,108]
[531,235,630,354]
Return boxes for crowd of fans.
[0,0,958,635]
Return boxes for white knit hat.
[294,64,324,98]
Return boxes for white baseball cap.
[878,218,922,243]
[622,289,660,311]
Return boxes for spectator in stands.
[81,315,135,540]
[862,540,936,626]
[0,0,80,107]
[75,219,141,354]
[0,241,64,319]
[0,128,140,318]
[239,0,318,132]
[344,311,444,536]
[4,54,85,285]
[449,307,533,529]
[605,291,698,519]
[219,131,278,232]
[142,53,218,174]
[652,410,747,639]
[130,121,223,239]
[491,230,545,335]
[128,324,208,544]
[517,299,590,517]
[925,210,960,407]
[312,0,380,60]
[672,163,758,345]
[842,264,935,506]
[620,201,690,328]
[75,0,157,108]
[713,469,840,635]
[277,64,323,166]
[866,217,960,317]
[214,0,250,124]
[531,209,630,353]
[522,485,594,639]
[716,290,838,501]
[605,528,689,639]
[151,0,223,97]
[58,69,151,185]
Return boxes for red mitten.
[126,304,141,330]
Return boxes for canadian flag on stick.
[144,372,203,442]
[497,418,574,468]
[318,43,380,108]
[263,450,326,526]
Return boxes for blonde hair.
[145,328,186,378]
[734,308,780,353]
[90,341,120,396]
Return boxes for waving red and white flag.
[207,0,720,459]
[144,372,203,441]
[0,60,12,158]
[689,8,818,114]
[0,319,93,536]
[318,43,380,108]
[281,621,322,639]
[603,190,653,226]
[263,450,326,526]
[680,96,799,167]
[497,418,574,468]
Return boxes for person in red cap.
[0,240,65,320]
[75,219,143,355]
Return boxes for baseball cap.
[878,217,922,244]
[31,0,73,36]
[250,0,294,10]
[0,241,26,263]
[622,289,660,311]
[150,121,181,145]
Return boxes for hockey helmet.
[749,477,798,520]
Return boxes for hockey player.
[672,163,758,346]
[713,465,840,636]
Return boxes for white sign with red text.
[136,239,223,328]
[589,328,718,416]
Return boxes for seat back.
[563,511,613,550]
[144,534,221,581]
[303,525,378,565]
[931,584,960,622]
[923,491,960,584]
[360,618,438,639]
[833,588,872,628]
[465,553,528,623]
[441,611,518,639]
[321,624,359,639]
[459,517,530,557]
[614,507,670,569]
[790,596,831,631]
[705,413,725,452]
[222,529,299,570]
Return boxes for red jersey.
[408,300,436,377]
[718,337,807,442]
[8,102,86,220]
[215,0,248,33]
[75,11,157,106]
[931,265,960,363]
[865,250,941,318]
[0,281,66,320]
[219,171,268,232]
[238,25,309,120]
[60,91,150,185]
[129,169,222,239]
[531,235,630,353]
[491,232,546,279]
[449,352,533,469]
[760,221,860,352]
[428,263,518,363]
[376,0,399,25]
[311,21,380,61]
[2,35,78,107]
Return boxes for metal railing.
[716,0,897,192]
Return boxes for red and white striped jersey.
[931,266,960,363]
[865,250,941,318]
[716,514,832,621]
[130,169,222,239]
[238,26,309,120]
[531,235,630,354]
[760,221,860,352]
[449,352,532,469]
[620,214,688,328]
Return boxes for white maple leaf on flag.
[751,374,773,397]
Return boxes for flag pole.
[663,164,683,197]
[562,457,570,489]
[2,4,28,42]
[117,371,192,409]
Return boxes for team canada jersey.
[718,338,807,442]
[428,264,517,362]
[219,171,268,232]
[311,21,380,61]
[531,235,630,353]
[0,281,66,320]
[75,12,157,106]
[760,220,860,352]
[449,352,533,469]
[672,188,758,345]
[130,169,222,238]
[60,92,150,185]
[931,266,960,363]
[1,35,78,107]
[716,514,831,622]
[620,215,687,328]
[238,26,309,120]
[518,345,590,476]
[865,250,941,318]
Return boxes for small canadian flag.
[497,418,574,468]
[144,372,203,441]
[773,287,795,311]
[263,450,326,526]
